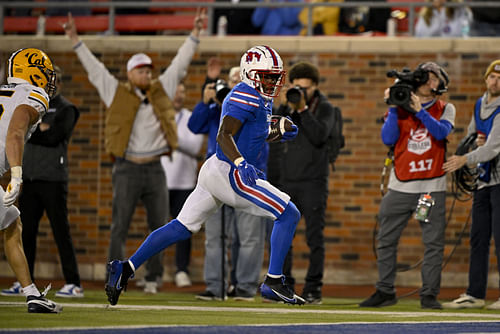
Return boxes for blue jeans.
[204,205,266,296]
[467,184,500,299]
[109,159,168,282]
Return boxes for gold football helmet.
[8,48,56,97]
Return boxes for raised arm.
[62,13,118,107]
[159,8,206,99]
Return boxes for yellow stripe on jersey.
[29,91,49,110]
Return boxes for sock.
[266,273,283,279]
[129,219,192,270]
[122,261,134,282]
[22,283,41,297]
[268,201,300,276]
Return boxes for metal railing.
[0,1,499,36]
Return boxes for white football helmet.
[240,45,285,100]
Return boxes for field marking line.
[2,301,500,319]
[3,320,500,332]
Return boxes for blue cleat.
[105,260,133,306]
[260,276,305,305]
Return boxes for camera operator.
[360,62,456,309]
[271,61,337,304]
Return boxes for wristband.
[233,157,244,166]
[11,166,22,179]
[72,40,83,50]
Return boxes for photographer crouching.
[359,62,456,309]
[270,61,338,304]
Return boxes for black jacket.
[272,91,336,182]
[23,94,80,182]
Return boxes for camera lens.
[215,79,230,102]
[286,87,302,103]
[389,85,411,106]
[216,87,230,102]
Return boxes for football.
[267,115,294,142]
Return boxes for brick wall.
[0,36,499,287]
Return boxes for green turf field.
[2,289,500,330]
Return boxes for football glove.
[281,121,298,142]
[236,159,258,186]
[4,166,22,207]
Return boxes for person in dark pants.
[443,59,500,310]
[273,61,337,304]
[1,65,82,298]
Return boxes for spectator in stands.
[213,0,261,35]
[298,0,342,36]
[415,0,472,38]
[272,62,337,304]
[339,0,390,34]
[468,0,500,37]
[442,60,500,310]
[1,65,83,298]
[251,0,303,35]
[62,9,205,294]
[359,62,455,310]
[189,63,267,301]
[161,82,204,288]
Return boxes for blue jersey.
[216,82,272,167]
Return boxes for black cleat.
[105,260,132,306]
[260,276,305,305]
[27,285,63,314]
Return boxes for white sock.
[267,273,283,279]
[128,259,136,272]
[21,283,41,297]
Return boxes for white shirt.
[161,108,204,189]
[415,7,472,38]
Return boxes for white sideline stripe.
[2,301,500,319]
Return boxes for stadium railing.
[0,1,499,36]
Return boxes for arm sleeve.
[74,42,118,108]
[381,107,400,145]
[159,35,200,99]
[28,105,77,147]
[188,102,213,134]
[297,102,335,147]
[415,107,453,141]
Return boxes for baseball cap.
[484,60,500,79]
[127,53,153,72]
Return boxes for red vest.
[393,100,447,182]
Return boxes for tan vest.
[104,79,178,158]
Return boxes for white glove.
[3,166,22,207]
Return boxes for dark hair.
[288,61,320,85]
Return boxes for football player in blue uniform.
[105,45,302,305]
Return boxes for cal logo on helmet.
[8,48,56,97]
